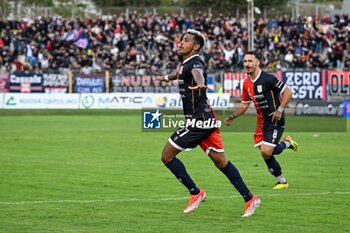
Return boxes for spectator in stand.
[0,12,350,74]
[220,42,235,69]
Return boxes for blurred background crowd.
[1,11,350,74]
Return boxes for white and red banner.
[9,74,43,93]
[327,70,350,96]
[43,73,69,93]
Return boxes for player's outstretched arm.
[224,103,250,126]
[154,69,178,82]
[188,68,211,90]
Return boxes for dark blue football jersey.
[242,70,287,126]
[177,54,214,120]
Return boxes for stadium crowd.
[0,12,350,74]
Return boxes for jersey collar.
[182,54,200,65]
[251,69,262,83]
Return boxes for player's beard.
[245,66,254,75]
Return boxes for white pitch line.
[1,191,350,205]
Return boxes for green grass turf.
[0,110,349,233]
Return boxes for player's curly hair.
[182,29,205,50]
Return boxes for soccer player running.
[155,29,260,217]
[224,51,299,190]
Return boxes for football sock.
[277,174,287,184]
[165,158,200,195]
[284,141,291,148]
[220,161,253,202]
[272,142,287,155]
[264,156,282,177]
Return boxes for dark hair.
[245,50,262,62]
[182,29,205,50]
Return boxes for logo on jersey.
[257,85,263,93]
[143,109,162,129]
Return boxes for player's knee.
[208,152,228,169]
[161,152,170,164]
[211,159,226,169]
[161,149,167,163]
[161,155,171,164]
[161,148,175,164]
[260,147,273,158]
[214,159,227,169]
[261,152,272,159]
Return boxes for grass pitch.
[0,110,349,233]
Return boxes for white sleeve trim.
[280,84,287,93]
